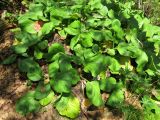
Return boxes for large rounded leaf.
[39,22,55,36]
[12,44,28,54]
[27,67,43,81]
[84,54,108,77]
[18,58,43,81]
[23,20,38,34]
[55,94,80,118]
[70,35,80,50]
[16,91,41,115]
[50,69,80,93]
[46,43,65,61]
[18,58,39,72]
[34,83,51,100]
[111,19,124,39]
[100,77,117,92]
[86,81,103,106]
[48,60,59,78]
[109,58,121,74]
[64,20,81,35]
[39,91,54,106]
[81,32,93,47]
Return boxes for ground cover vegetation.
[1,0,160,119]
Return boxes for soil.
[0,28,125,120]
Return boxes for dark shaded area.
[0,0,24,12]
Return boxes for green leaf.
[55,94,80,118]
[48,60,59,78]
[83,49,95,59]
[21,19,37,34]
[16,91,41,115]
[27,67,43,81]
[48,43,64,55]
[18,58,39,72]
[39,91,54,106]
[15,32,40,47]
[102,19,112,27]
[64,20,81,35]
[90,30,104,41]
[39,22,55,35]
[108,9,115,19]
[98,6,108,16]
[34,47,43,59]
[12,44,28,54]
[50,69,80,93]
[46,43,65,61]
[135,50,148,72]
[84,54,108,77]
[70,35,80,50]
[90,30,113,41]
[117,42,148,72]
[86,17,99,27]
[84,54,119,77]
[18,58,43,81]
[100,77,117,92]
[1,54,17,64]
[92,44,99,53]
[107,89,124,107]
[34,83,51,100]
[142,95,160,114]
[50,18,61,26]
[50,78,71,93]
[37,40,48,50]
[109,58,121,74]
[125,28,139,46]
[59,57,73,72]
[58,29,67,39]
[107,49,115,56]
[50,8,71,19]
[88,0,103,10]
[81,32,93,47]
[86,81,103,106]
[29,3,44,13]
[73,44,85,61]
[111,19,124,39]
[117,42,137,57]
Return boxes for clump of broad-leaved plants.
[2,0,160,119]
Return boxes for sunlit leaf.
[12,44,28,54]
[81,32,93,47]
[86,81,103,106]
[107,89,124,107]
[100,77,117,92]
[64,20,81,35]
[111,19,124,39]
[39,91,54,106]
[55,94,80,118]
[84,54,108,77]
[70,35,80,50]
[34,47,43,59]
